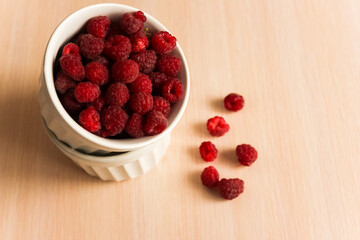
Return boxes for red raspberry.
[121,11,146,35]
[153,96,170,117]
[104,35,131,61]
[85,62,108,85]
[92,55,109,66]
[207,116,230,137]
[74,81,100,103]
[201,166,219,188]
[130,50,157,74]
[236,144,258,166]
[144,110,167,136]
[224,93,245,112]
[130,31,149,52]
[161,78,184,103]
[59,54,85,81]
[111,59,139,83]
[125,113,145,138]
[79,34,104,59]
[74,33,85,46]
[88,95,105,112]
[130,92,153,115]
[199,141,218,162]
[62,43,81,60]
[94,128,110,138]
[101,105,129,136]
[151,31,177,54]
[129,74,152,94]
[87,16,111,39]
[148,72,168,91]
[79,106,101,132]
[156,54,181,77]
[54,71,76,94]
[105,82,129,107]
[218,178,244,200]
[61,89,83,112]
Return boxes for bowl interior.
[44,3,189,151]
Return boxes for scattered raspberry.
[148,72,168,92]
[62,43,81,60]
[85,62,108,85]
[236,144,258,166]
[129,74,152,94]
[125,113,145,138]
[87,16,111,39]
[59,54,85,81]
[61,89,83,112]
[153,96,170,117]
[79,34,104,59]
[79,106,101,132]
[201,166,219,188]
[130,92,153,115]
[161,78,184,103]
[74,81,101,103]
[218,178,244,200]
[111,59,139,83]
[156,54,181,77]
[92,55,109,66]
[101,105,129,136]
[130,31,149,52]
[131,49,157,74]
[120,11,146,35]
[88,95,105,112]
[144,110,167,136]
[199,141,218,162]
[104,35,131,61]
[105,82,129,107]
[151,31,177,54]
[54,71,76,94]
[207,116,230,137]
[224,93,245,112]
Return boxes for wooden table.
[1,0,359,239]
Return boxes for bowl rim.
[43,3,190,151]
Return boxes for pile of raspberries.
[200,93,258,200]
[54,11,184,138]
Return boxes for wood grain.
[0,0,360,239]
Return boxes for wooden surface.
[0,0,360,239]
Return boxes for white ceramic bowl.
[39,3,190,154]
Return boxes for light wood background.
[0,0,360,239]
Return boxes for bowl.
[38,3,190,154]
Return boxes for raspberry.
[61,89,83,112]
[129,74,152,94]
[144,110,167,136]
[94,128,110,138]
[120,11,146,35]
[104,35,131,61]
[92,55,109,66]
[161,78,184,103]
[79,34,104,59]
[59,54,85,81]
[79,106,101,132]
[148,72,168,91]
[88,95,105,112]
[207,116,230,137]
[74,34,85,46]
[62,43,81,60]
[84,62,108,85]
[130,50,157,74]
[130,31,149,52]
[87,16,111,39]
[130,92,153,115]
[74,81,101,103]
[111,59,139,83]
[201,166,219,188]
[151,31,177,54]
[236,144,258,166]
[125,113,145,138]
[153,96,170,117]
[105,82,129,107]
[199,141,218,162]
[54,71,76,94]
[224,93,245,112]
[156,54,181,77]
[218,178,244,200]
[101,105,129,136]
